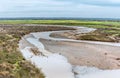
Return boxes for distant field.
[0,20,120,36]
[0,20,120,26]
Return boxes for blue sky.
[0,0,120,18]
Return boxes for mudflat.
[41,39,120,69]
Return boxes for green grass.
[0,33,45,78]
[0,20,119,25]
[0,20,120,27]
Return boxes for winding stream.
[19,26,120,78]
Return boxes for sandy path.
[41,39,120,69]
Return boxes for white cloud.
[0,0,120,18]
[109,0,120,3]
[0,0,72,12]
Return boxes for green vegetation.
[0,32,44,78]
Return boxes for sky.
[0,0,120,18]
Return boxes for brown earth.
[50,30,120,42]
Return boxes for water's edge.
[19,26,120,78]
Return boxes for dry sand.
[41,39,120,69]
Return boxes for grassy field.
[0,20,120,35]
[0,20,120,78]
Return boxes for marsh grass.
[0,25,74,78]
[0,33,45,78]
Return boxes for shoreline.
[41,39,120,69]
[19,26,120,78]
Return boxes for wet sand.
[19,26,120,78]
[41,39,120,69]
